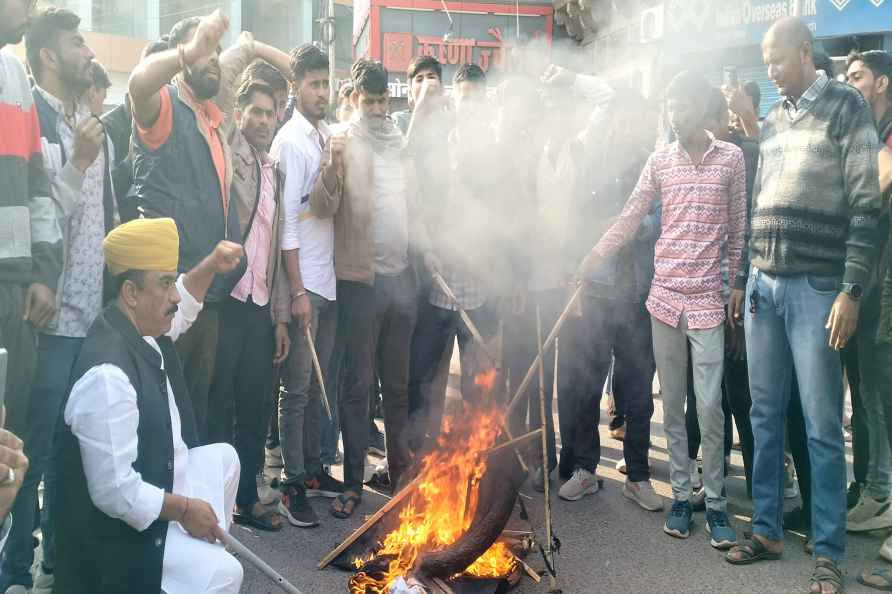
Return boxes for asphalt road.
[238,391,885,594]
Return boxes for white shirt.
[64,275,201,532]
[270,110,336,301]
[372,152,410,276]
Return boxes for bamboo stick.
[478,428,542,458]
[432,273,496,363]
[536,306,558,592]
[223,532,304,594]
[506,286,582,418]
[305,324,332,421]
[317,474,424,569]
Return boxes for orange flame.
[349,372,515,593]
[474,368,497,392]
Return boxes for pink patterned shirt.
[594,137,747,330]
[231,150,275,306]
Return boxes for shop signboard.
[664,0,892,51]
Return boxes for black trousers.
[559,296,655,482]
[338,272,417,494]
[408,300,495,451]
[207,297,275,509]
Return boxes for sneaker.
[531,466,553,493]
[623,479,663,511]
[363,456,377,484]
[848,495,892,532]
[784,455,799,500]
[783,506,811,533]
[558,468,599,501]
[664,499,693,539]
[615,459,627,474]
[4,587,28,594]
[366,462,391,491]
[306,472,344,499]
[690,458,703,490]
[691,486,706,512]
[706,509,738,550]
[31,564,52,594]
[278,485,319,527]
[847,482,863,510]
[880,532,892,563]
[369,429,386,457]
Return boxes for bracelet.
[292,290,307,300]
[179,497,190,522]
[177,44,187,73]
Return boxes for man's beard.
[186,67,221,101]
[61,61,92,96]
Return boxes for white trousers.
[161,443,243,594]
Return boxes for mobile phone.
[723,66,739,88]
[0,349,6,411]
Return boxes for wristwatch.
[842,282,863,301]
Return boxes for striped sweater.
[0,49,60,288]
[750,76,880,286]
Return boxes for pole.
[536,306,557,592]
[222,532,305,594]
[326,0,337,109]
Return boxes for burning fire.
[350,372,517,593]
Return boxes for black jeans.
[175,306,219,443]
[408,300,495,451]
[338,271,417,493]
[843,343,869,486]
[559,296,655,482]
[207,297,275,509]
[504,289,563,471]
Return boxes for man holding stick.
[270,44,344,528]
[578,71,746,548]
[54,218,245,594]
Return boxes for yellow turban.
[103,218,180,276]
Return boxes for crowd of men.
[1,0,892,592]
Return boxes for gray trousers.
[279,292,338,484]
[858,288,892,499]
[652,313,726,511]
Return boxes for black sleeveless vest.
[53,304,198,594]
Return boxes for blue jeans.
[745,268,846,562]
[1,335,83,587]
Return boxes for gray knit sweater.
[749,77,880,287]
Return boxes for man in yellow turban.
[53,217,247,594]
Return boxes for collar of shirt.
[290,107,331,148]
[670,131,719,164]
[35,84,89,127]
[784,71,829,115]
[175,76,223,131]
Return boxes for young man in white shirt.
[269,44,342,528]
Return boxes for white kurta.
[64,276,243,594]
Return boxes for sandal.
[725,538,782,565]
[810,558,844,594]
[859,568,892,591]
[233,506,283,532]
[331,492,361,519]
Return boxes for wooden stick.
[536,306,558,592]
[506,286,582,418]
[478,428,542,458]
[317,475,424,569]
[223,532,305,594]
[432,577,455,594]
[305,325,332,421]
[432,273,496,363]
[518,557,542,583]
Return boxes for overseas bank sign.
[665,0,892,50]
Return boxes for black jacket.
[54,304,198,594]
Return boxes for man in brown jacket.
[207,79,290,530]
[311,59,434,518]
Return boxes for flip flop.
[725,538,782,565]
[859,568,892,591]
[331,492,361,519]
[233,506,283,532]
